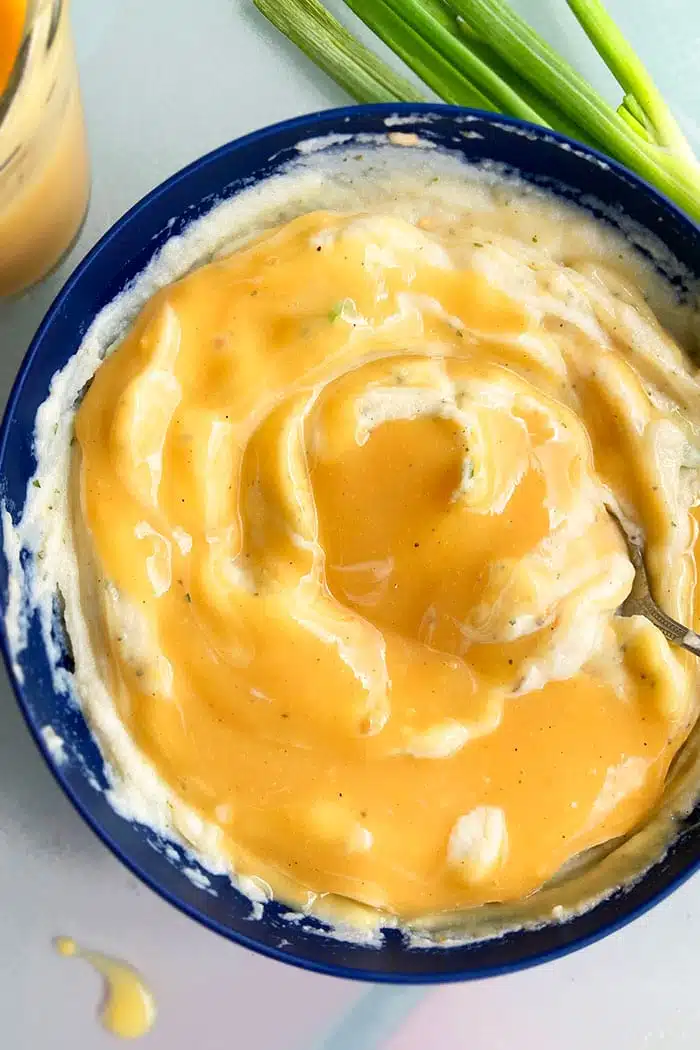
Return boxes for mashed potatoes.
[8,140,700,941]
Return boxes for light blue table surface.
[1,3,700,1048]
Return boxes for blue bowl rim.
[2,100,700,984]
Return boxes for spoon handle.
[609,507,700,657]
[621,590,700,656]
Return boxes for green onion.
[448,0,700,221]
[621,93,647,130]
[451,0,648,150]
[417,0,460,32]
[567,0,695,160]
[454,18,594,144]
[344,0,547,122]
[419,0,593,140]
[252,0,426,104]
[617,93,652,143]
[253,0,700,224]
[341,0,499,111]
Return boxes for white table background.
[2,1,700,1046]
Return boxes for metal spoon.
[607,506,700,657]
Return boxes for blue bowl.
[2,103,700,983]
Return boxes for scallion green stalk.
[454,19,593,143]
[344,0,549,123]
[621,93,648,129]
[341,0,498,110]
[448,0,700,222]
[617,93,653,143]
[449,0,633,136]
[567,0,696,161]
[253,0,700,225]
[252,0,426,104]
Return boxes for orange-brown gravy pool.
[73,208,700,919]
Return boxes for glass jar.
[0,0,90,297]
